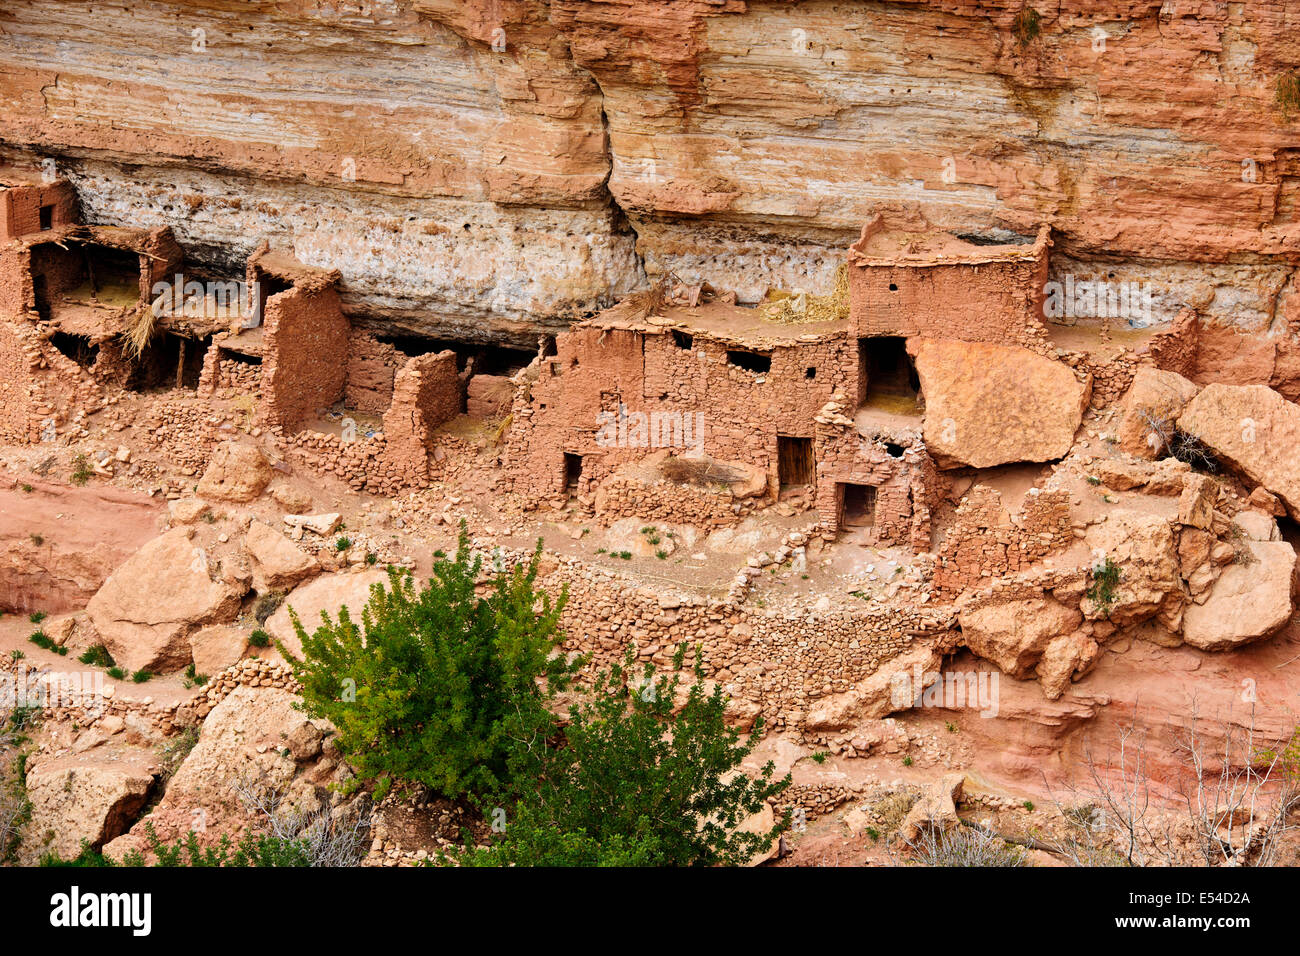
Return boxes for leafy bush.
[248,629,271,648]
[453,645,790,867]
[283,522,575,801]
[70,454,93,486]
[1086,558,1122,616]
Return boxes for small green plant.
[616,551,632,560]
[107,667,127,680]
[70,454,93,486]
[596,548,607,555]
[77,644,115,668]
[1086,475,1100,485]
[335,536,352,552]
[866,826,880,842]
[1278,71,1300,119]
[902,756,914,767]
[945,721,958,733]
[1023,800,1035,812]
[248,629,271,648]
[1011,6,1040,47]
[20,483,33,493]
[810,751,830,764]
[365,552,378,566]
[131,669,153,684]
[184,663,208,687]
[655,549,668,560]
[27,630,53,650]
[1086,557,1122,616]
[29,612,46,624]
[9,650,23,662]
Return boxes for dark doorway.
[777,436,814,487]
[563,453,584,493]
[50,332,98,369]
[127,332,209,391]
[860,336,920,405]
[841,483,876,527]
[39,205,53,231]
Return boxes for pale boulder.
[1081,511,1182,628]
[245,520,319,591]
[913,338,1090,469]
[86,528,242,673]
[1115,366,1200,458]
[25,754,155,857]
[805,642,945,730]
[189,625,249,677]
[196,441,273,503]
[958,594,1082,680]
[1178,384,1300,517]
[1035,632,1101,700]
[1183,540,1295,651]
[899,773,967,844]
[265,568,391,659]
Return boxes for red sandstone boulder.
[265,568,391,659]
[196,441,273,503]
[1115,367,1200,458]
[189,624,249,677]
[24,751,156,858]
[1182,539,1295,652]
[957,594,1082,681]
[1177,383,1300,518]
[86,528,243,673]
[245,519,319,591]
[1081,511,1182,630]
[913,338,1090,469]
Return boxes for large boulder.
[805,643,946,730]
[1081,511,1183,629]
[899,772,967,844]
[103,686,329,859]
[245,520,319,591]
[196,441,273,503]
[86,528,243,673]
[913,338,1090,468]
[958,594,1082,680]
[188,625,249,676]
[25,753,155,857]
[1178,384,1300,517]
[1115,367,1200,458]
[1183,540,1295,651]
[265,568,391,659]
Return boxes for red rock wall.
[260,285,349,430]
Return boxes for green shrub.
[70,454,93,486]
[248,629,271,648]
[1086,557,1122,616]
[131,670,153,684]
[335,536,352,552]
[283,521,575,802]
[78,644,115,668]
[29,611,46,624]
[452,645,790,867]
[107,667,127,680]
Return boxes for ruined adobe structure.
[5,0,1300,864]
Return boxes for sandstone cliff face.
[2,1,1300,339]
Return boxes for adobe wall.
[814,417,943,550]
[0,180,77,241]
[848,221,1052,350]
[380,350,461,485]
[259,283,349,430]
[0,319,36,442]
[931,485,1073,598]
[0,244,28,315]
[505,323,855,501]
[593,472,740,527]
[345,331,403,415]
